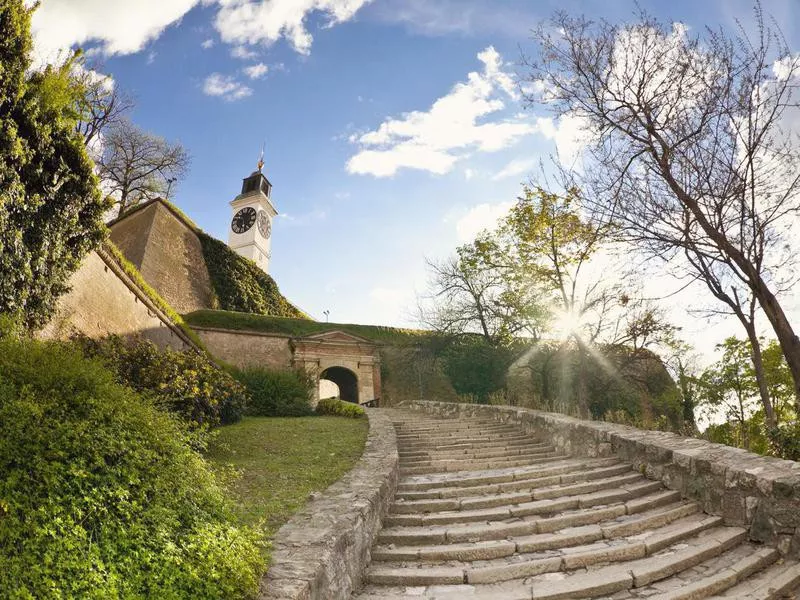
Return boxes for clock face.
[231,207,257,234]
[257,210,271,239]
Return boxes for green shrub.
[232,366,314,417]
[316,397,366,418]
[769,421,800,461]
[73,334,248,429]
[0,336,264,598]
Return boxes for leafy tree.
[0,1,109,330]
[697,337,762,451]
[419,245,547,346]
[441,337,517,402]
[473,185,676,416]
[525,6,800,412]
[99,117,190,217]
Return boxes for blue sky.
[31,0,799,361]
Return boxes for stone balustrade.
[404,400,800,556]
[260,409,399,599]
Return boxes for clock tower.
[228,154,277,273]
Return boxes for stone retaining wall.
[38,248,196,351]
[405,400,800,556]
[261,409,399,599]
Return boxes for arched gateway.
[291,330,381,406]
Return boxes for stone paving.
[352,410,800,600]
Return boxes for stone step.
[377,489,684,546]
[394,421,520,433]
[399,453,566,475]
[399,448,558,468]
[396,461,632,500]
[398,434,537,450]
[396,458,621,492]
[373,509,713,565]
[643,546,779,600]
[366,525,745,587]
[400,445,556,461]
[711,558,800,599]
[395,428,527,440]
[399,442,553,458]
[390,472,645,514]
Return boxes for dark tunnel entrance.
[319,366,359,404]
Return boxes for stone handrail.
[404,400,800,556]
[260,409,399,599]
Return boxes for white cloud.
[492,157,536,180]
[243,62,269,79]
[31,0,201,61]
[30,0,367,64]
[773,53,800,81]
[230,45,259,59]
[214,0,372,55]
[464,168,476,180]
[203,73,253,101]
[201,38,215,49]
[347,46,535,177]
[533,114,592,168]
[455,201,513,242]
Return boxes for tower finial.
[257,142,265,173]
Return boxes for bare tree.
[72,64,133,150]
[525,5,800,410]
[98,119,190,217]
[419,245,546,346]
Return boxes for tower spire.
[257,142,265,173]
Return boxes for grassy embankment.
[205,416,369,563]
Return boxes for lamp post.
[323,310,330,322]
[165,177,177,199]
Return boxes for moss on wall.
[196,234,308,319]
[184,309,429,343]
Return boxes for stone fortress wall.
[38,247,195,351]
[109,200,216,314]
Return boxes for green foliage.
[186,309,431,344]
[0,335,263,598]
[697,337,798,457]
[197,233,307,318]
[232,366,314,417]
[73,334,248,429]
[768,421,800,461]
[508,340,683,431]
[0,4,110,330]
[316,397,366,418]
[441,337,516,403]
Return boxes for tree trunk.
[743,323,777,429]
[678,360,696,433]
[658,164,800,415]
[749,282,800,416]
[574,337,590,419]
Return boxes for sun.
[551,308,583,340]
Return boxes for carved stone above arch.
[291,330,381,405]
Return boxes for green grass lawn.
[205,416,369,543]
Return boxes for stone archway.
[319,366,359,403]
[291,330,381,406]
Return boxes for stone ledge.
[260,409,399,599]
[404,400,800,557]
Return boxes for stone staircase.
[352,410,800,600]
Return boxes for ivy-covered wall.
[197,233,307,319]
